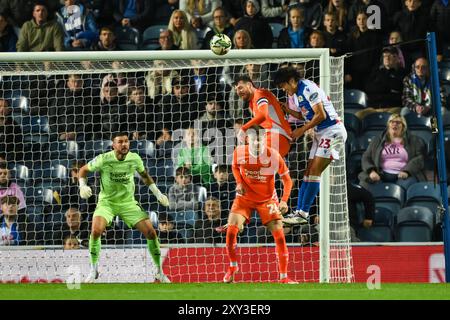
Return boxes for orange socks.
[272,228,289,275]
[226,225,240,265]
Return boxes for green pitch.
[1,283,450,300]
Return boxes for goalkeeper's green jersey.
[87,150,145,205]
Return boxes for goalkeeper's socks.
[89,235,101,266]
[296,178,307,211]
[226,225,239,264]
[272,228,288,275]
[147,238,162,272]
[299,176,321,214]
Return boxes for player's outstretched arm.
[138,170,169,207]
[78,164,93,199]
[292,102,326,140]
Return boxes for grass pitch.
[1,283,450,300]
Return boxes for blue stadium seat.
[366,183,405,215]
[358,131,377,150]
[440,67,450,84]
[168,211,198,227]
[344,112,361,135]
[21,116,50,143]
[395,206,434,242]
[10,163,31,185]
[115,26,140,50]
[83,140,113,160]
[10,92,30,114]
[404,113,431,130]
[357,226,393,242]
[405,182,441,223]
[361,112,391,133]
[130,140,155,159]
[49,141,80,160]
[29,188,56,206]
[344,89,368,113]
[141,25,166,50]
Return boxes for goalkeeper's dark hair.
[233,74,254,87]
[111,131,130,141]
[272,66,302,87]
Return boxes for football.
[210,33,232,56]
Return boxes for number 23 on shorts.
[319,138,331,148]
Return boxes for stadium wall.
[0,245,444,283]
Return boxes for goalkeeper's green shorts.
[93,201,148,228]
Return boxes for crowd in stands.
[0,0,450,246]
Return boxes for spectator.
[56,0,99,51]
[234,0,273,49]
[356,47,407,119]
[430,0,450,61]
[158,76,199,132]
[191,16,209,47]
[157,212,186,243]
[0,0,35,29]
[277,7,311,49]
[260,0,291,24]
[145,60,179,102]
[308,29,325,48]
[79,0,114,28]
[90,26,117,50]
[344,10,382,90]
[347,0,390,34]
[121,86,159,141]
[0,13,18,52]
[0,99,24,162]
[180,0,221,26]
[388,30,406,68]
[202,7,234,49]
[113,0,154,31]
[358,113,427,190]
[62,208,89,247]
[0,163,26,214]
[177,128,214,184]
[155,128,174,159]
[232,28,253,49]
[157,29,179,50]
[198,94,227,128]
[290,0,323,29]
[322,11,346,56]
[154,0,179,25]
[16,2,64,52]
[168,167,201,228]
[401,57,447,117]
[48,73,96,142]
[223,0,245,26]
[326,0,348,32]
[193,196,225,243]
[347,181,374,242]
[64,235,80,249]
[207,165,236,215]
[392,0,429,61]
[168,9,199,50]
[0,196,25,245]
[190,60,220,105]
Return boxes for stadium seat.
[130,140,155,159]
[141,25,166,50]
[115,26,141,50]
[440,68,450,84]
[344,89,368,111]
[395,206,434,242]
[25,211,45,245]
[366,183,405,215]
[10,163,31,185]
[405,182,441,223]
[168,210,198,227]
[49,140,80,160]
[358,131,377,150]
[361,112,391,133]
[83,140,113,160]
[10,93,30,114]
[404,113,431,130]
[21,115,49,134]
[30,187,56,207]
[357,226,393,242]
[344,112,361,135]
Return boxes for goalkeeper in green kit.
[78,132,171,283]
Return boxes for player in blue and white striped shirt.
[273,66,347,225]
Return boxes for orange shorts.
[266,132,291,158]
[230,196,282,225]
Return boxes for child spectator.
[0,163,26,214]
[0,196,25,246]
[157,212,186,243]
[193,196,224,243]
[168,166,201,212]
[208,165,236,216]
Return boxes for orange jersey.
[243,88,292,140]
[232,145,290,203]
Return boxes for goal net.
[0,49,353,283]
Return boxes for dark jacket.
[277,26,312,49]
[358,130,427,184]
[234,14,273,49]
[193,217,225,244]
[347,182,375,228]
[0,25,18,52]
[323,29,346,56]
[430,0,450,47]
[365,65,407,108]
[113,0,154,31]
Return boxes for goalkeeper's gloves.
[79,178,93,199]
[149,183,169,207]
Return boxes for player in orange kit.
[233,75,292,157]
[223,125,297,284]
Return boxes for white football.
[210,33,232,56]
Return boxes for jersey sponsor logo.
[109,172,129,183]
[297,95,304,103]
[244,169,268,182]
[309,92,318,101]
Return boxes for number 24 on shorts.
[267,203,279,215]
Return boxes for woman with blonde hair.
[179,0,222,25]
[232,29,253,49]
[358,113,427,190]
[168,10,199,50]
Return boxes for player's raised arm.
[292,102,326,140]
[138,170,169,207]
[78,164,93,199]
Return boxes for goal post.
[0,48,353,283]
